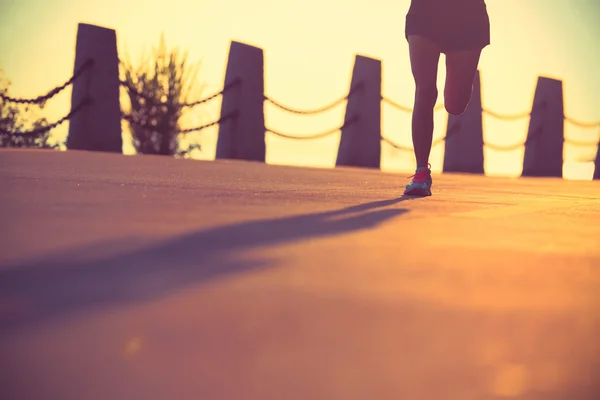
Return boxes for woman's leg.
[444,49,483,115]
[407,34,441,169]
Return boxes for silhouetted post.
[336,55,381,169]
[216,41,265,162]
[594,146,600,180]
[443,70,484,174]
[67,23,122,153]
[522,77,564,177]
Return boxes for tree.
[0,69,55,149]
[120,34,204,156]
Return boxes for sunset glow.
[1,0,599,179]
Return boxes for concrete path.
[0,149,599,400]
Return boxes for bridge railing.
[1,23,599,179]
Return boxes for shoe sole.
[403,187,432,197]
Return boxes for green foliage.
[121,34,203,156]
[0,69,56,149]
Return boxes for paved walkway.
[1,149,599,400]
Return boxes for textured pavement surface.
[0,149,599,400]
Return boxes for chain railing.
[380,95,600,153]
[0,60,94,137]
[263,86,599,155]
[563,115,600,151]
[2,58,599,160]
[264,82,363,140]
[120,78,241,136]
[267,115,359,140]
[265,83,363,115]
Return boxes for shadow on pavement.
[0,196,413,332]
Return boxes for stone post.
[216,41,265,162]
[522,77,564,177]
[336,55,380,169]
[594,143,600,180]
[67,23,122,153]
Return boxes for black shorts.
[405,0,490,53]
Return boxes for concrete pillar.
[67,23,122,153]
[216,41,265,162]
[594,146,600,180]
[522,77,564,177]
[336,55,380,169]
[442,70,485,174]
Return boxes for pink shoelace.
[407,163,431,183]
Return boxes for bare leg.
[407,35,441,169]
[444,49,483,115]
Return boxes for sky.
[1,0,599,179]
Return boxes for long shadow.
[0,196,414,332]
